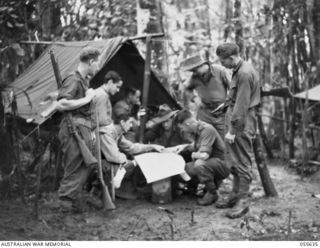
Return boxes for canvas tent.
[294,84,320,102]
[7,36,180,124]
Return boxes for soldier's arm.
[56,89,95,111]
[56,76,95,112]
[192,126,215,161]
[182,76,196,108]
[192,152,210,160]
[101,133,128,164]
[221,68,231,90]
[230,73,251,134]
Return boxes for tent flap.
[294,84,320,102]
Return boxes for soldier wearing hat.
[144,104,183,147]
[180,53,230,139]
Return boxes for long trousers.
[185,157,230,193]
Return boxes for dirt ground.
[0,160,319,241]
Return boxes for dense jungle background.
[0,0,320,241]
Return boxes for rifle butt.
[101,183,116,210]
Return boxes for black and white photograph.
[0,0,319,244]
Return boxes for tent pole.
[20,41,65,45]
[139,36,152,143]
[129,33,164,41]
[20,33,164,45]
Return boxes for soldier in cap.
[180,53,230,139]
[215,42,261,219]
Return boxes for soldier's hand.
[42,91,58,102]
[85,88,96,100]
[150,144,165,153]
[225,132,236,144]
[137,107,146,118]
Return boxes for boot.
[215,192,239,208]
[197,191,218,206]
[59,198,84,213]
[231,174,240,194]
[59,199,73,213]
[215,175,240,209]
[85,193,103,210]
[225,177,250,219]
[225,198,249,219]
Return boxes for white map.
[134,152,186,183]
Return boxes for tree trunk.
[288,12,299,159]
[234,0,245,58]
[257,112,274,159]
[253,135,278,197]
[224,0,233,41]
[313,0,320,61]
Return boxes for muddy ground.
[0,160,319,241]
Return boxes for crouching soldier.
[174,109,230,205]
[98,112,165,196]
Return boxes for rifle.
[210,87,293,114]
[65,114,98,167]
[49,49,98,167]
[261,86,293,98]
[94,104,116,210]
[49,50,62,87]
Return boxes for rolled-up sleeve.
[230,72,251,134]
[197,126,216,155]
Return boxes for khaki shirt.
[187,64,230,107]
[58,71,91,121]
[91,87,113,129]
[194,121,225,160]
[100,124,152,164]
[228,59,261,134]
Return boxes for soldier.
[175,109,230,206]
[180,53,230,139]
[56,46,100,213]
[144,104,181,147]
[92,70,123,133]
[100,112,165,192]
[215,43,261,219]
[113,87,141,142]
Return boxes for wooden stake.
[139,36,152,143]
[287,210,292,240]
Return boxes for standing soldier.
[56,47,100,213]
[180,53,230,139]
[215,43,261,219]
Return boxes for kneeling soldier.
[175,109,230,205]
